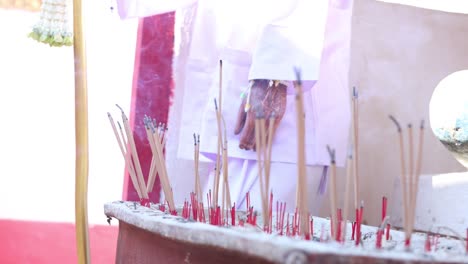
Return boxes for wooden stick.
[327,146,338,241]
[342,148,353,242]
[389,115,409,241]
[118,106,148,199]
[294,68,309,237]
[352,87,359,210]
[108,113,142,198]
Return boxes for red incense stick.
[425,234,431,252]
[351,222,356,240]
[386,223,391,240]
[466,228,468,254]
[231,203,236,226]
[310,217,314,239]
[336,209,342,242]
[382,196,387,221]
[376,229,383,249]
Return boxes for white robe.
[116,0,352,211]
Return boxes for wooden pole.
[73,0,90,262]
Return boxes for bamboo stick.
[73,0,90,260]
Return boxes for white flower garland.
[29,0,73,47]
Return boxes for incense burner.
[430,70,468,169]
[105,201,468,264]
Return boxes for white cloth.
[202,158,326,212]
[116,0,353,210]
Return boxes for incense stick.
[149,121,175,211]
[409,120,425,236]
[327,145,338,241]
[407,123,414,240]
[389,115,409,243]
[218,60,223,113]
[117,105,149,199]
[294,68,309,237]
[212,61,224,209]
[145,119,162,194]
[266,114,275,195]
[254,113,267,229]
[342,148,353,242]
[213,99,222,208]
[193,133,202,203]
[352,87,360,210]
[221,116,232,211]
[108,113,143,199]
[116,120,139,188]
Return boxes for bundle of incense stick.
[293,68,310,238]
[144,116,175,211]
[193,133,202,203]
[389,115,425,247]
[146,119,167,194]
[254,109,275,231]
[107,107,148,201]
[326,145,338,241]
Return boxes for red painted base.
[115,221,272,264]
[0,220,117,264]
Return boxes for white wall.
[0,1,138,225]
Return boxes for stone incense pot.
[430,70,468,169]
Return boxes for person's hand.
[234,80,287,150]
